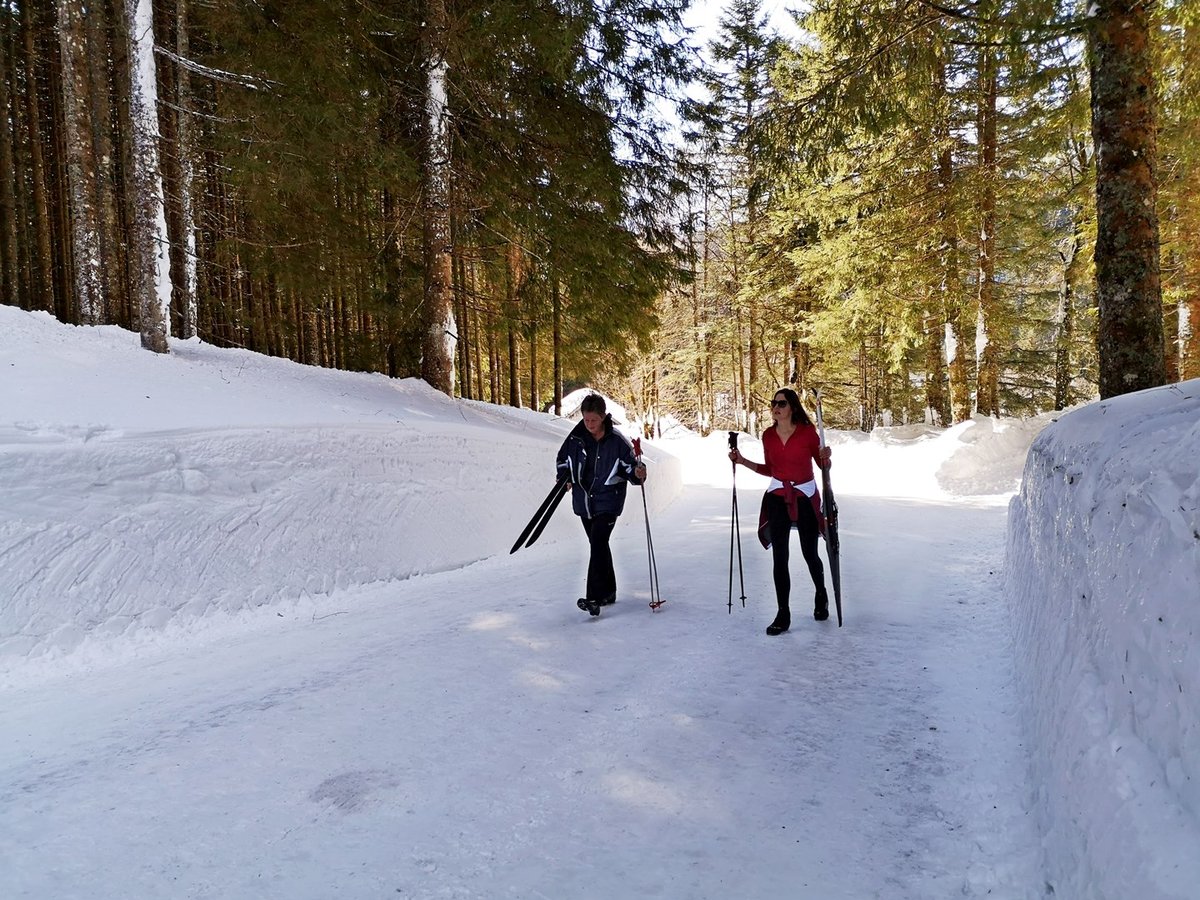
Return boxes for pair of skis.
[814,389,844,627]
[509,477,570,554]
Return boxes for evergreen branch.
[153,45,278,91]
[913,0,1086,39]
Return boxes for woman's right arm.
[729,448,767,476]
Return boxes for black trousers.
[581,514,618,602]
[764,492,825,611]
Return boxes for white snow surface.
[1,304,1197,899]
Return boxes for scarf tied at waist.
[756,478,826,549]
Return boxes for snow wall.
[1006,380,1200,900]
[0,312,682,667]
[0,418,680,666]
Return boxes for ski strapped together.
[510,477,570,554]
[813,389,843,626]
[632,438,663,610]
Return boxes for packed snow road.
[0,484,1041,899]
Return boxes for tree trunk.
[936,113,968,417]
[1181,282,1199,380]
[1054,230,1082,409]
[553,279,562,415]
[419,0,454,393]
[90,0,123,325]
[155,0,198,339]
[928,41,954,426]
[688,223,707,433]
[486,309,499,403]
[124,0,169,352]
[472,263,486,400]
[57,0,105,323]
[1089,0,1166,397]
[924,303,949,425]
[975,48,1000,416]
[0,20,18,308]
[452,234,471,398]
[507,322,520,407]
[529,321,539,412]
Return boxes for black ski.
[814,390,843,626]
[510,477,570,554]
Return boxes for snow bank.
[0,307,681,670]
[1007,381,1200,900]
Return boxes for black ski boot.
[577,597,601,616]
[599,592,617,606]
[814,588,830,621]
[766,607,791,636]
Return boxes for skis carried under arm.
[814,390,843,627]
[510,477,570,554]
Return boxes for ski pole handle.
[814,389,827,450]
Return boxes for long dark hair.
[773,388,812,427]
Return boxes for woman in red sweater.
[728,388,832,635]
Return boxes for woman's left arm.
[813,430,832,469]
[625,439,647,484]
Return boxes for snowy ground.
[1,306,1196,899]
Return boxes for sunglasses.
[771,399,790,408]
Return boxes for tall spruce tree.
[700,0,781,430]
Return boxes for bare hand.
[634,464,647,481]
[728,449,742,465]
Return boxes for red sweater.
[761,423,823,486]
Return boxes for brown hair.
[773,388,812,427]
[580,394,607,416]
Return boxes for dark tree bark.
[57,0,105,324]
[1089,0,1167,397]
[552,279,562,415]
[0,18,18,308]
[89,0,123,325]
[24,2,55,314]
[155,0,198,339]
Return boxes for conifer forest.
[0,0,1196,431]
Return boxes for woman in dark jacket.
[556,394,646,616]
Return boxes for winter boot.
[814,587,830,622]
[599,592,617,606]
[577,597,601,616]
[766,607,791,636]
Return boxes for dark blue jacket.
[556,416,644,520]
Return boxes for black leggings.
[581,514,618,602]
[765,492,825,610]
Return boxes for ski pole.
[728,431,746,612]
[631,439,663,610]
